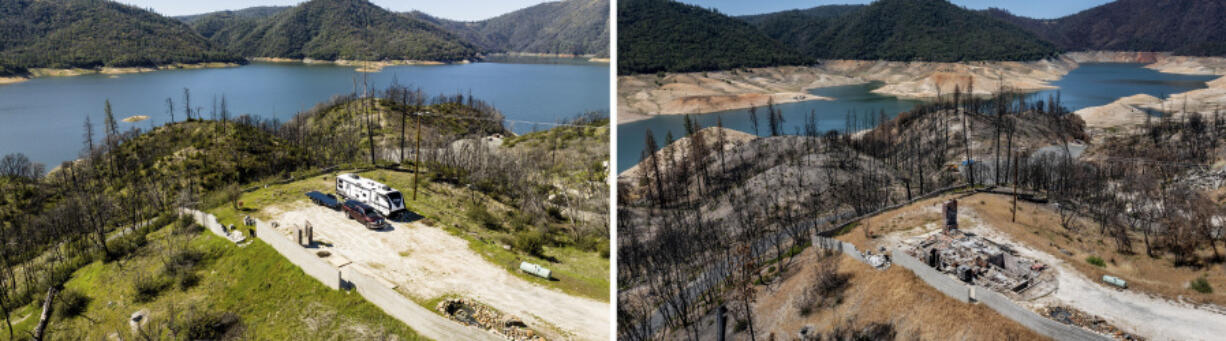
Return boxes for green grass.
[211,169,609,302]
[832,222,860,236]
[1087,255,1106,267]
[11,222,421,340]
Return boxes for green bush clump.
[54,289,90,319]
[1086,256,1106,267]
[177,309,243,340]
[514,231,547,258]
[1191,276,1213,294]
[132,275,168,303]
[465,202,501,231]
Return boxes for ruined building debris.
[904,230,1055,300]
[1043,305,1144,341]
[436,298,545,341]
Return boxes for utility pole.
[413,111,425,201]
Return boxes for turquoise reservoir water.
[0,60,609,168]
[617,63,1218,173]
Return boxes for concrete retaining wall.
[813,236,867,263]
[975,286,1109,341]
[891,250,972,303]
[254,220,342,290]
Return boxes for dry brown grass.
[745,248,1043,340]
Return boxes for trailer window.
[387,192,403,207]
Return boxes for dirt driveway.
[268,204,610,341]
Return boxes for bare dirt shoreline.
[619,52,1226,124]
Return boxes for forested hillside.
[753,0,1060,61]
[0,0,242,69]
[737,5,863,56]
[190,0,478,62]
[988,0,1226,56]
[407,0,610,57]
[617,0,812,75]
[176,6,289,45]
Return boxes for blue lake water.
[0,59,609,169]
[617,63,1219,173]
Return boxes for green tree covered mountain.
[187,0,478,62]
[748,0,1060,62]
[406,0,610,57]
[617,0,812,75]
[0,0,242,70]
[987,0,1226,56]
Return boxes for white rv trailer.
[335,173,407,217]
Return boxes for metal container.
[1102,275,1127,288]
[519,262,551,279]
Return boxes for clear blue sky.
[118,0,556,21]
[679,0,1114,19]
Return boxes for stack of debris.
[1042,305,1144,340]
[904,230,1052,298]
[436,298,544,341]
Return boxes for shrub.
[174,215,203,235]
[105,232,147,262]
[514,231,547,258]
[132,275,167,303]
[795,253,848,315]
[177,309,243,340]
[164,249,205,290]
[54,289,90,319]
[465,202,501,231]
[1191,277,1213,294]
[1086,256,1106,267]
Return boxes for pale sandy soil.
[617,52,1226,123]
[266,204,610,341]
[1074,94,1163,129]
[26,62,239,78]
[0,76,27,84]
[618,58,1077,121]
[251,57,450,72]
[823,58,1076,99]
[618,126,757,179]
[121,115,150,123]
[617,66,860,121]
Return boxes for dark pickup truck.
[343,200,387,230]
[306,191,341,210]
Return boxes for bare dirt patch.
[266,205,610,341]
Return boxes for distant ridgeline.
[985,0,1226,57]
[618,0,1226,75]
[406,0,610,58]
[180,0,610,62]
[0,0,243,70]
[0,0,610,73]
[617,0,813,75]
